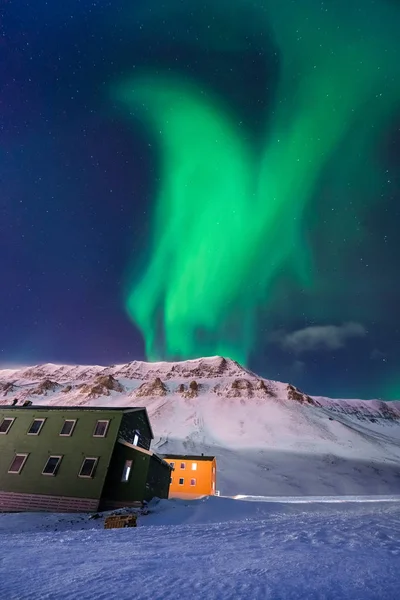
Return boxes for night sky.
[2,0,400,399]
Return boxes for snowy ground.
[1,496,400,599]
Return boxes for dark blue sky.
[1,0,400,399]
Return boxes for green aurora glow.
[115,0,400,365]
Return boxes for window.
[133,432,139,446]
[212,482,215,491]
[190,479,196,486]
[79,457,98,478]
[0,418,15,434]
[42,456,62,476]
[27,419,46,435]
[8,454,29,474]
[191,462,197,471]
[179,478,184,485]
[121,460,133,482]
[93,420,109,437]
[170,462,175,468]
[60,420,76,436]
[180,462,185,469]
[212,467,216,474]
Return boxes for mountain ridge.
[1,356,400,496]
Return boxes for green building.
[0,405,171,513]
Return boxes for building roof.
[160,454,215,461]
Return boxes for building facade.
[161,454,217,498]
[0,406,171,513]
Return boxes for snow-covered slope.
[1,356,400,496]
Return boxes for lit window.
[190,479,196,486]
[121,460,133,482]
[180,462,185,469]
[0,418,15,434]
[8,454,29,474]
[179,478,184,485]
[93,420,109,437]
[79,457,98,478]
[133,432,139,446]
[191,463,197,471]
[170,462,175,468]
[60,420,76,436]
[42,456,62,476]
[27,419,46,435]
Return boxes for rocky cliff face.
[0,355,398,423]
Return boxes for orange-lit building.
[161,454,217,498]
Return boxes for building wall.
[145,455,171,501]
[100,444,171,507]
[100,443,150,506]
[0,408,121,502]
[119,411,152,450]
[165,457,216,497]
[0,491,99,513]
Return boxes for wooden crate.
[104,514,137,529]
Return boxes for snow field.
[1,496,400,600]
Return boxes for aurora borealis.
[1,0,400,398]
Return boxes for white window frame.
[78,457,98,478]
[132,432,139,446]
[27,418,46,435]
[8,453,29,474]
[0,417,15,434]
[180,462,185,469]
[179,478,184,485]
[190,478,196,486]
[191,462,197,471]
[42,455,63,476]
[121,459,133,483]
[59,419,77,437]
[93,420,110,438]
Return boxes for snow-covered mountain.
[1,356,400,496]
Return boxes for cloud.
[277,322,367,354]
[370,348,387,361]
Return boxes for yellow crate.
[104,514,137,529]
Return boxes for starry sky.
[2,0,400,399]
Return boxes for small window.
[42,456,62,476]
[180,462,185,469]
[191,462,197,471]
[212,467,216,474]
[179,478,184,485]
[133,432,139,446]
[190,479,196,486]
[170,462,175,468]
[60,420,76,436]
[212,482,215,490]
[170,477,172,483]
[8,453,29,474]
[0,418,15,434]
[121,460,133,482]
[79,457,98,478]
[93,420,109,437]
[27,419,46,435]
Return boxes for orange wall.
[164,457,216,497]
